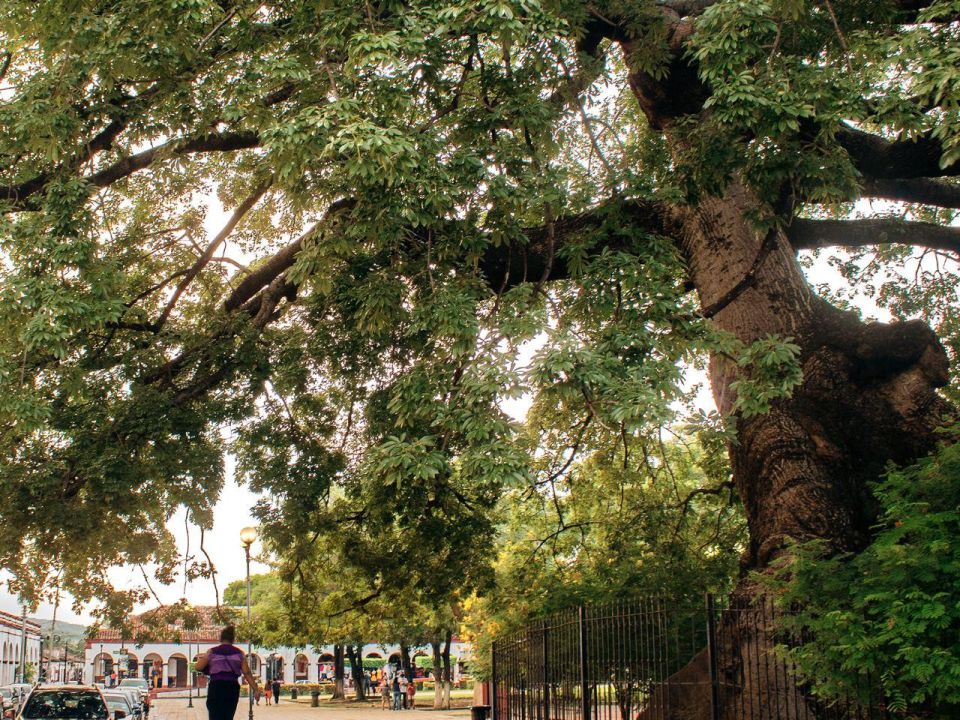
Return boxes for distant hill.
[36,618,88,643]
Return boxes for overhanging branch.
[788,217,960,254]
[477,198,669,288]
[838,125,960,180]
[5,129,260,211]
[86,130,261,189]
[861,177,960,210]
[155,179,272,329]
[223,197,356,311]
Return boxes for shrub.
[765,427,960,717]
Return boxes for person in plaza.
[264,684,272,704]
[398,672,409,710]
[380,677,391,710]
[271,678,281,704]
[195,625,261,720]
[406,677,416,710]
[391,672,402,711]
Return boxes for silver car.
[106,691,138,720]
[16,687,108,720]
[100,693,133,720]
[112,684,145,718]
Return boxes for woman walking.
[380,678,391,710]
[195,626,261,720]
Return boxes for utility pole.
[18,605,28,684]
[48,586,62,685]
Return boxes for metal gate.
[492,595,898,720]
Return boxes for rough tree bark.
[331,644,345,700]
[399,642,414,681]
[344,645,366,700]
[441,631,453,710]
[619,20,954,720]
[431,638,444,709]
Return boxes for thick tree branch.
[838,125,960,180]
[141,197,670,399]
[477,198,669,288]
[655,0,952,20]
[788,217,960,254]
[223,197,356,311]
[7,119,130,203]
[4,129,260,210]
[861,177,960,209]
[86,130,261,189]
[155,179,271,329]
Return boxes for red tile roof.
[90,606,238,644]
[0,610,41,635]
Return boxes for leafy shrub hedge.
[766,427,960,717]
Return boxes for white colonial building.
[85,607,470,687]
[0,609,42,685]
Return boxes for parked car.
[114,682,145,698]
[114,683,146,717]
[0,688,18,716]
[108,690,140,720]
[101,692,134,720]
[113,684,144,707]
[16,687,108,720]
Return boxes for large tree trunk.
[399,642,414,680]
[674,181,949,561]
[441,632,453,710]
[344,645,365,701]
[431,639,443,709]
[399,642,414,709]
[622,39,953,720]
[331,644,345,700]
[634,181,951,720]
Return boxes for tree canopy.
[0,5,957,691]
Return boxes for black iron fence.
[491,595,897,720]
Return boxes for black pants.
[207,680,240,720]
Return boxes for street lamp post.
[187,638,193,708]
[50,635,59,683]
[118,643,127,685]
[18,605,27,684]
[240,527,258,720]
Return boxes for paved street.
[152,696,472,720]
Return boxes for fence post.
[578,605,589,720]
[542,620,550,720]
[705,594,721,720]
[491,639,498,720]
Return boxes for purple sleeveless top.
[207,644,244,682]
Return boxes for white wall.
[84,640,471,685]
[0,625,42,685]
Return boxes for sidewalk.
[152,696,471,720]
